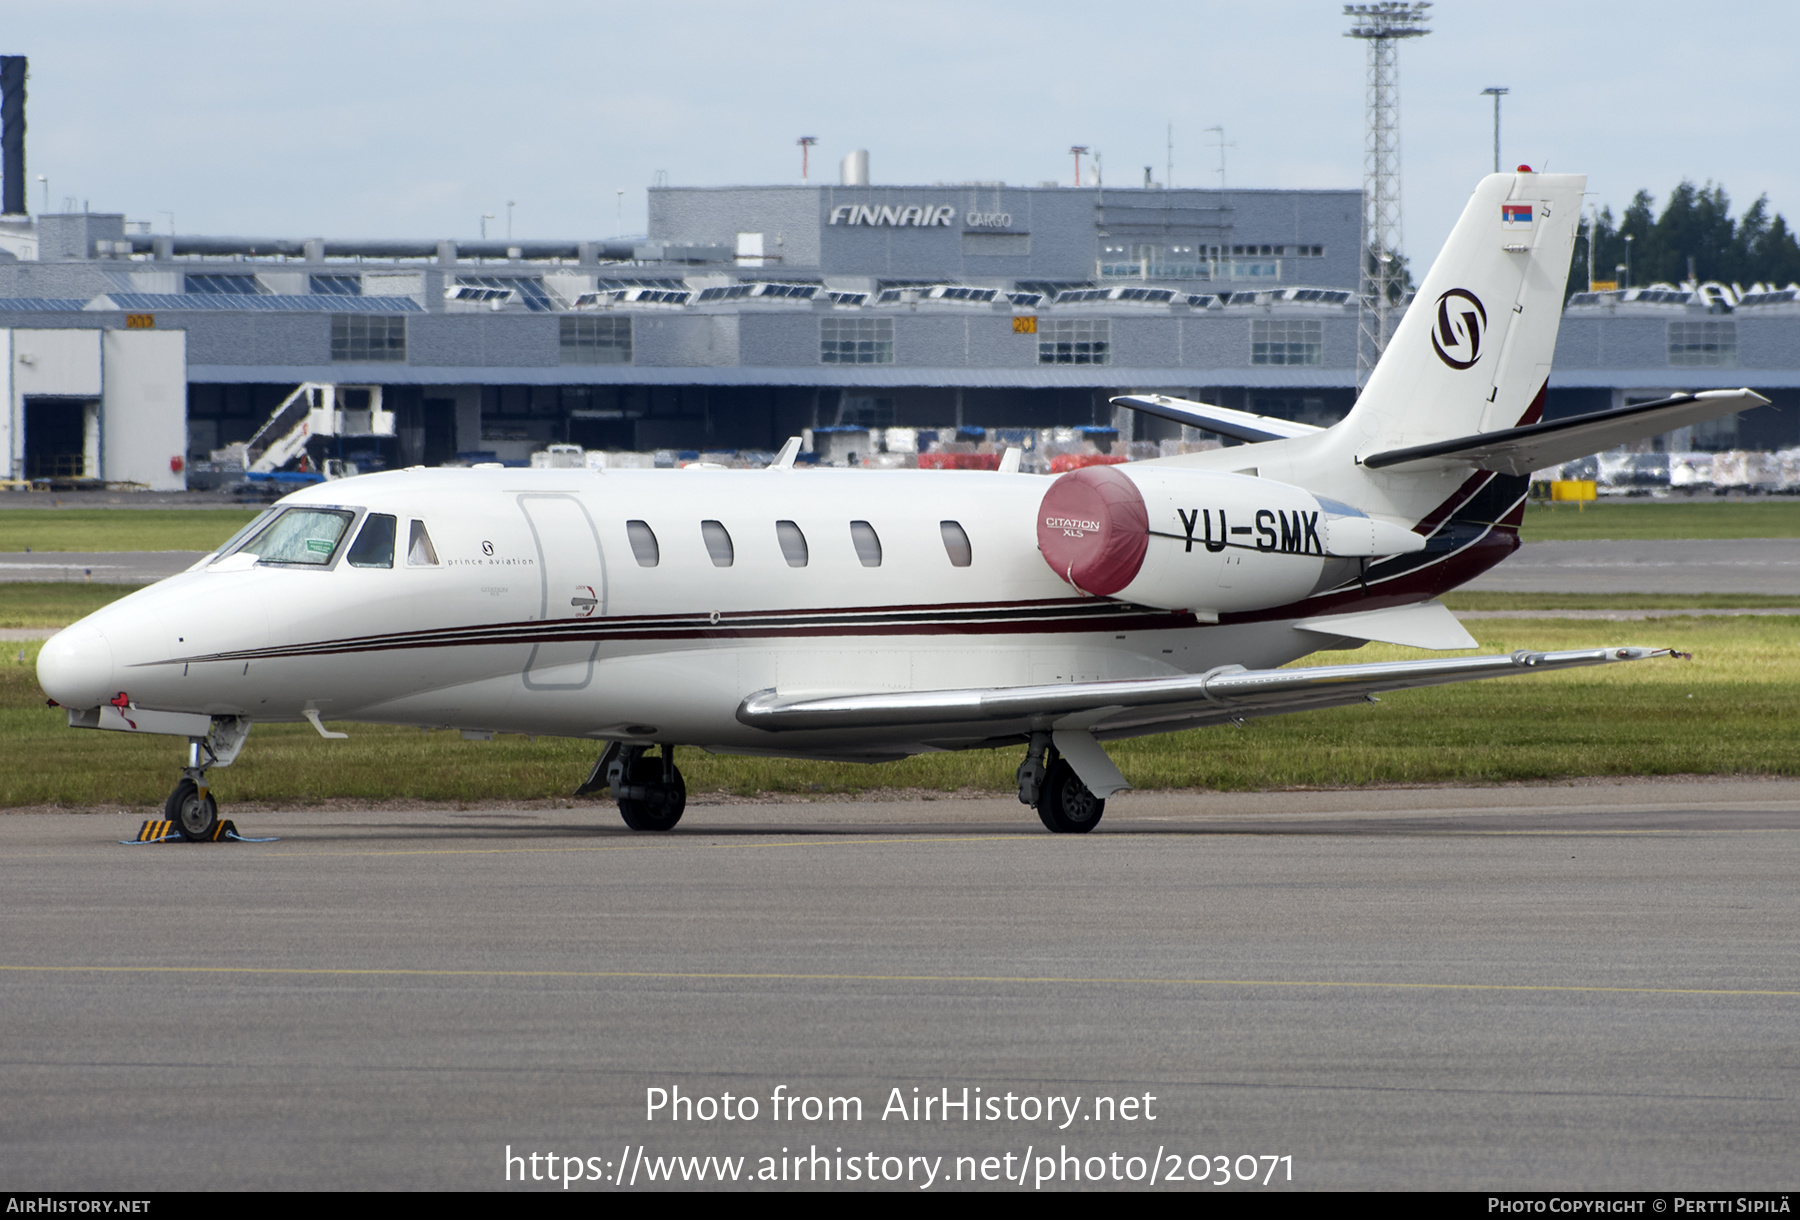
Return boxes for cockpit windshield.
[230,508,356,566]
[206,508,279,561]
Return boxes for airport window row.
[314,313,1748,375]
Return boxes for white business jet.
[37,169,1768,838]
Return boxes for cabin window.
[347,513,397,568]
[775,520,809,567]
[939,520,973,567]
[850,520,883,567]
[407,520,440,566]
[626,520,660,567]
[235,508,354,566]
[701,520,735,567]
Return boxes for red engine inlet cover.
[1036,465,1149,596]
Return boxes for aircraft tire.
[1035,759,1104,834]
[166,780,219,842]
[617,759,686,832]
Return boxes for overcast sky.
[10,1,1798,267]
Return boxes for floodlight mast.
[1344,1,1431,393]
[1481,87,1509,174]
[797,136,818,181]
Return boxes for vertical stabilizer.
[1343,171,1585,457]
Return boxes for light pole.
[1344,1,1431,386]
[797,136,817,181]
[1204,125,1233,189]
[616,189,624,236]
[480,213,494,240]
[506,201,515,242]
[1069,145,1088,188]
[36,173,45,213]
[1480,87,1508,174]
[1623,233,1633,289]
[1586,204,1597,292]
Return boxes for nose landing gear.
[165,776,219,842]
[165,717,252,842]
[577,741,687,831]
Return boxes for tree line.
[1569,181,1800,297]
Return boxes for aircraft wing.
[1110,394,1324,443]
[1362,389,1770,476]
[737,646,1675,736]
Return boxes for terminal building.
[1,156,1797,489]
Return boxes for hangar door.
[24,397,96,479]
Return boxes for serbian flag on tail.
[1501,203,1533,229]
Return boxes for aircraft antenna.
[1344,2,1431,393]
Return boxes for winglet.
[998,447,1023,474]
[769,437,803,470]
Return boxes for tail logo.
[1430,288,1488,370]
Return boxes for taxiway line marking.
[1,963,1794,998]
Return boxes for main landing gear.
[1016,732,1105,834]
[577,742,687,831]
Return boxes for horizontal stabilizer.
[1363,389,1771,475]
[1110,394,1323,444]
[738,646,1670,735]
[1293,600,1478,650]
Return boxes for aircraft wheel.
[617,758,685,832]
[1035,759,1104,834]
[166,779,219,842]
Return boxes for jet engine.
[1035,464,1425,613]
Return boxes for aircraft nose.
[37,622,115,709]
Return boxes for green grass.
[0,583,149,630]
[5,617,1795,808]
[1441,591,1800,611]
[1520,500,1800,541]
[0,509,260,553]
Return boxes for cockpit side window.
[347,513,397,568]
[234,508,355,566]
[407,520,440,566]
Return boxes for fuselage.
[36,461,1517,760]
